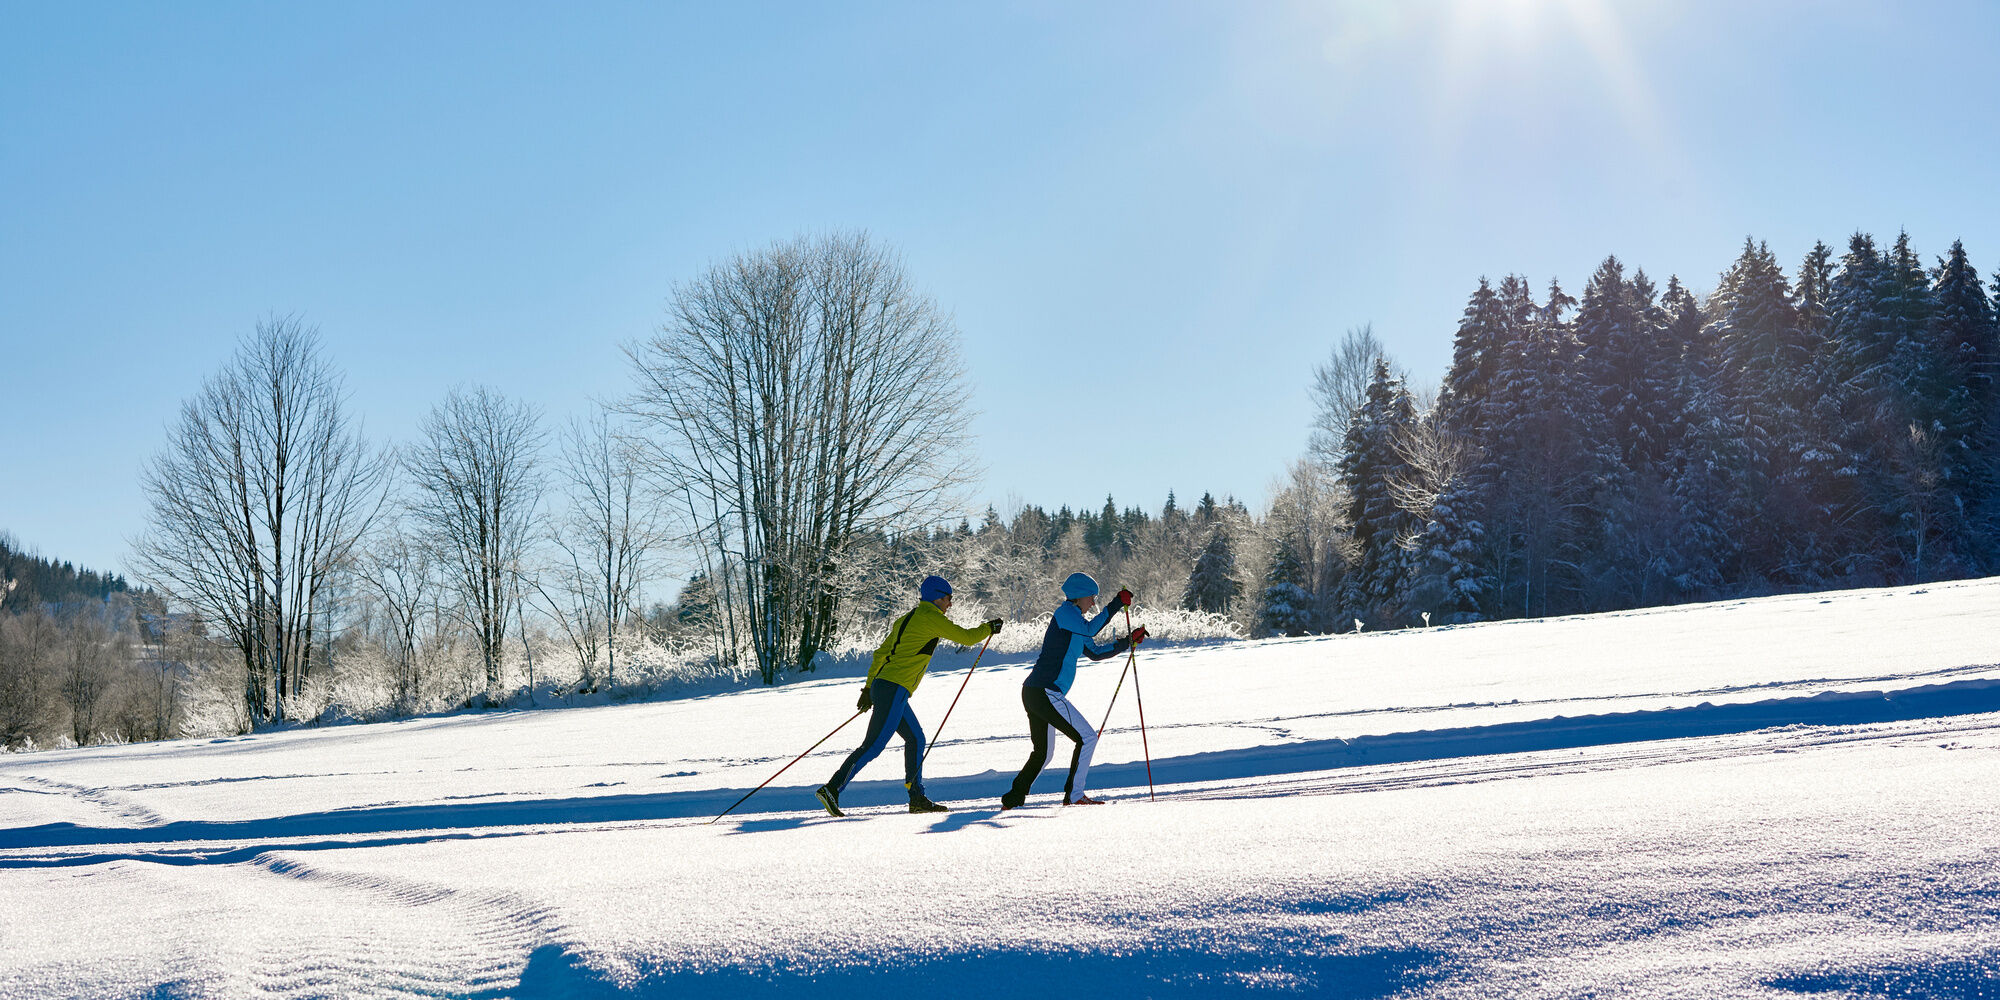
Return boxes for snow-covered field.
[4,580,1999,999]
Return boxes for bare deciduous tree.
[1309,324,1403,468]
[540,413,661,692]
[357,518,438,714]
[624,232,975,682]
[58,609,128,745]
[134,318,385,726]
[403,386,543,705]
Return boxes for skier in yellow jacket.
[815,575,1001,816]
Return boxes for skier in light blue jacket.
[1000,572,1147,809]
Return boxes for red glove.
[1129,626,1149,645]
[1115,588,1134,607]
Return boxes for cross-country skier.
[1000,572,1147,809]
[815,574,1002,817]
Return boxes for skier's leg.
[826,680,906,794]
[897,705,928,798]
[1004,687,1055,806]
[1039,691,1095,801]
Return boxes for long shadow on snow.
[491,942,1446,999]
[5,678,1996,863]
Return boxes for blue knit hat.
[1060,572,1099,600]
[920,575,953,602]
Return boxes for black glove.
[1112,636,1132,655]
[985,617,1004,635]
[857,683,874,712]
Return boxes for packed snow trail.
[3,579,1999,998]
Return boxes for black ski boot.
[908,793,950,814]
[814,784,845,818]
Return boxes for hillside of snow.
[4,579,1999,998]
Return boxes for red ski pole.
[1124,604,1155,801]
[922,634,992,765]
[707,708,866,825]
[1098,633,1136,734]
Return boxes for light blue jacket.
[1024,601,1125,693]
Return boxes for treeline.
[0,538,181,749]
[0,535,136,609]
[1260,232,2000,633]
[15,228,1994,751]
[663,490,1258,647]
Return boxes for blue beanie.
[920,575,953,602]
[1061,572,1099,600]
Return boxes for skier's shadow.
[923,808,1012,834]
[724,816,817,835]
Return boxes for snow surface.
[3,579,1998,998]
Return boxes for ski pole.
[1124,603,1155,801]
[707,708,865,825]
[1098,638,1136,734]
[922,634,992,765]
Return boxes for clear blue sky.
[6,0,2000,580]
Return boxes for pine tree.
[1194,492,1219,524]
[1182,528,1242,614]
[1919,239,1995,570]
[1406,477,1489,624]
[1849,231,1943,579]
[1085,495,1117,555]
[1438,277,1506,438]
[1337,360,1420,623]
[1708,239,1822,583]
[1258,535,1314,636]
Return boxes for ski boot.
[908,793,950,814]
[814,784,845,818]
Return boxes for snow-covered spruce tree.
[1878,231,1952,578]
[1575,256,1675,472]
[1572,258,1680,606]
[1258,534,1314,636]
[1662,276,1738,595]
[1437,277,1506,441]
[1922,239,1996,570]
[1707,239,1825,587]
[1336,360,1420,625]
[1467,277,1619,617]
[1406,478,1488,625]
[1182,527,1242,615]
[1787,240,1873,580]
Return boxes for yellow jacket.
[867,600,994,693]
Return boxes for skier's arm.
[1081,604,1117,635]
[1080,634,1131,661]
[921,607,995,648]
[1056,603,1124,659]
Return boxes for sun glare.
[1433,0,1668,154]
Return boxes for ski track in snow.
[4,578,2000,997]
[231,853,563,1000]
[3,772,166,828]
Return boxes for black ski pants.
[1003,684,1097,807]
